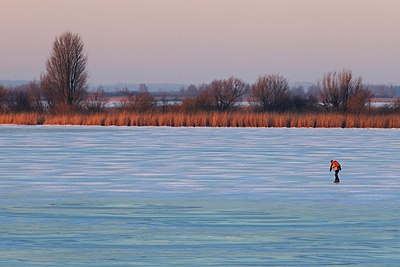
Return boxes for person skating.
[330,160,341,183]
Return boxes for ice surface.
[0,125,399,265]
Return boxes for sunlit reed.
[1,112,400,128]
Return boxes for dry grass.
[1,112,400,128]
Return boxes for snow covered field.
[0,126,399,265]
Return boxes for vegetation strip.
[2,31,400,124]
[1,112,400,128]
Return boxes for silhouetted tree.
[181,85,214,112]
[11,90,30,112]
[319,72,340,112]
[121,89,156,112]
[0,85,6,112]
[41,31,88,111]
[347,86,373,113]
[84,87,107,113]
[249,74,290,112]
[319,70,372,113]
[28,80,45,113]
[133,93,156,112]
[3,87,32,113]
[158,93,170,113]
[207,77,249,111]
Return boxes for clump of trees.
[83,87,107,113]
[208,77,249,111]
[319,70,373,113]
[249,74,290,112]
[0,83,43,113]
[180,77,249,112]
[120,89,156,113]
[180,75,320,113]
[180,85,214,112]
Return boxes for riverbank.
[1,112,400,128]
[0,112,400,128]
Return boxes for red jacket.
[330,161,341,171]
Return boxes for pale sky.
[1,0,399,85]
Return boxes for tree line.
[1,31,400,115]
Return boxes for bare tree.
[84,86,108,113]
[0,85,6,112]
[120,88,135,110]
[319,70,372,113]
[1,86,32,113]
[207,77,249,111]
[133,93,156,112]
[319,72,341,112]
[28,80,45,113]
[347,85,374,113]
[8,89,31,113]
[181,85,214,112]
[249,74,289,111]
[121,89,156,113]
[42,31,88,110]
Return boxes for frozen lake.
[0,125,399,265]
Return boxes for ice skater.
[330,160,341,183]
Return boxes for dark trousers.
[334,170,340,182]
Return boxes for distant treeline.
[2,75,400,128]
[1,31,400,128]
[1,72,400,115]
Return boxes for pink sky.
[1,0,400,85]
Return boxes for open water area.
[0,125,399,266]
